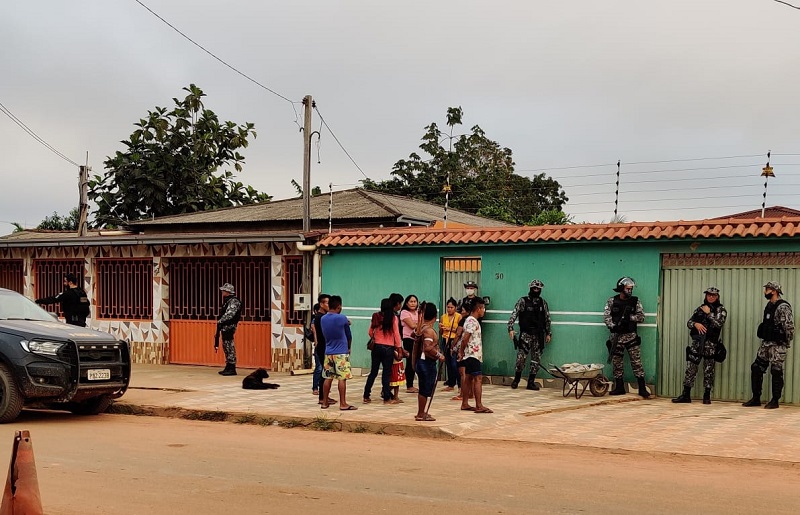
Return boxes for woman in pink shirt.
[363,298,403,404]
[400,295,420,393]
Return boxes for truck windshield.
[0,290,57,322]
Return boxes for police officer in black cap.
[743,281,794,409]
[672,286,727,404]
[459,280,479,312]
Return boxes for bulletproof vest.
[221,295,243,326]
[689,302,723,342]
[757,299,788,342]
[519,296,546,333]
[63,287,90,323]
[611,295,638,332]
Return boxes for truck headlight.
[20,340,66,356]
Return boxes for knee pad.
[752,357,769,374]
[685,346,701,364]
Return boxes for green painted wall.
[321,237,800,384]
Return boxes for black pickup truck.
[0,288,131,423]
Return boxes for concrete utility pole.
[302,96,313,233]
[78,152,90,236]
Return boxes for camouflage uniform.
[683,302,727,390]
[604,295,645,379]
[218,294,242,366]
[744,281,794,408]
[507,295,552,377]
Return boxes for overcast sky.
[2,0,800,231]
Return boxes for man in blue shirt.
[320,295,357,410]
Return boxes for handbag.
[367,336,375,351]
[714,341,727,363]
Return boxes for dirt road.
[1,411,797,514]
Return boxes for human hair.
[461,298,473,315]
[469,296,485,314]
[446,297,458,308]
[389,293,403,308]
[422,301,437,322]
[401,294,418,312]
[317,293,331,303]
[65,273,78,285]
[379,298,395,332]
[329,295,342,311]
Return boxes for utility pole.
[78,152,90,237]
[300,95,314,369]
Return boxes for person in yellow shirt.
[439,297,462,392]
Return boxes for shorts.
[463,357,482,376]
[416,359,437,397]
[322,354,352,380]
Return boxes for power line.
[314,106,369,180]
[516,153,766,173]
[0,101,80,167]
[774,0,800,10]
[132,0,303,129]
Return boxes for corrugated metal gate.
[168,257,271,368]
[660,253,799,403]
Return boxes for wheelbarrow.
[541,363,610,399]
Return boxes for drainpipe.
[296,241,318,370]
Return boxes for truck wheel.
[0,363,24,423]
[69,395,112,416]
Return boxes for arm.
[603,299,614,329]
[507,297,524,333]
[543,298,552,341]
[35,292,64,305]
[777,303,795,342]
[393,319,403,348]
[706,305,727,330]
[345,321,352,350]
[632,299,645,323]
[217,298,241,326]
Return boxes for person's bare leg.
[321,378,333,408]
[461,375,474,410]
[473,374,483,409]
[338,380,348,408]
[416,394,426,419]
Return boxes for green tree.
[362,107,567,225]
[290,180,322,198]
[90,84,271,226]
[37,207,80,230]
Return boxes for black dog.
[242,368,280,390]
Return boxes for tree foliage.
[90,84,271,227]
[37,207,80,231]
[362,107,568,225]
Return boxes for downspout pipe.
[296,241,319,370]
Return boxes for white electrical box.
[294,293,311,311]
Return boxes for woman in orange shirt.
[439,297,461,392]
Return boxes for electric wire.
[0,101,80,167]
[516,154,766,173]
[774,0,800,10]
[314,106,369,180]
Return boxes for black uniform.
[36,287,90,327]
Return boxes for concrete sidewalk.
[113,364,800,464]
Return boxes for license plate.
[87,369,111,381]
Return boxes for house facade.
[317,217,800,404]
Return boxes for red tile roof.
[713,206,800,220]
[316,217,800,248]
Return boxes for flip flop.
[415,414,436,421]
[340,405,358,411]
[461,406,476,411]
[451,395,462,401]
[474,407,494,414]
[406,387,419,393]
[362,398,371,404]
[320,404,329,409]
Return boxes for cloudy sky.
[2,0,800,231]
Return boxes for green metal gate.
[660,253,799,403]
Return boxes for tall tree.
[90,84,271,227]
[37,207,80,231]
[362,107,568,225]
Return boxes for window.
[96,259,153,320]
[283,256,304,325]
[34,259,84,317]
[169,257,270,322]
[441,257,481,306]
[0,260,24,294]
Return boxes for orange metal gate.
[168,257,271,368]
[169,320,272,368]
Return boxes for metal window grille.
[95,259,153,320]
[169,257,270,322]
[34,259,85,318]
[283,256,304,325]
[0,260,24,293]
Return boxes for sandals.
[415,414,436,422]
[460,406,476,411]
[406,387,419,393]
[340,405,358,411]
[362,398,372,404]
[474,407,494,414]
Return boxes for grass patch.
[309,416,339,432]
[258,416,277,426]
[349,423,369,434]
[233,413,258,424]
[181,410,228,422]
[279,418,305,428]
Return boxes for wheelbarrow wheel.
[590,375,610,397]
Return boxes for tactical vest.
[519,296,546,334]
[220,296,242,327]
[757,299,788,342]
[611,295,638,333]
[689,302,723,342]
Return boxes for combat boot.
[702,388,711,405]
[765,371,783,409]
[609,378,626,396]
[636,377,650,399]
[672,386,692,403]
[510,371,522,389]
[742,368,763,407]
[526,375,540,390]
[220,364,237,376]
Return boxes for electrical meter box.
[293,293,311,311]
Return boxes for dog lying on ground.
[242,368,280,390]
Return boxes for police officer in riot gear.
[673,287,728,404]
[743,281,794,409]
[603,277,649,398]
[507,279,552,390]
